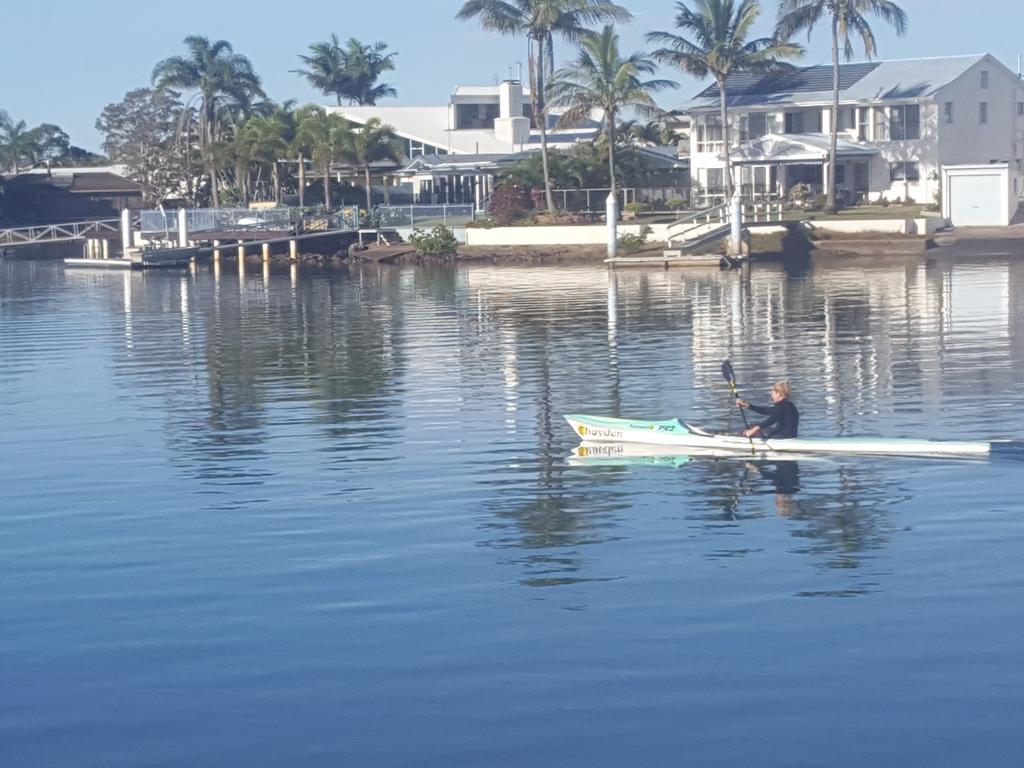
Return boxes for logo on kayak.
[578,425,588,437]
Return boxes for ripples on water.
[2,257,1023,767]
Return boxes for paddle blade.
[721,360,736,385]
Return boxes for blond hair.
[772,381,791,399]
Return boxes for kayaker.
[736,381,799,439]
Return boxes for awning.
[727,133,878,165]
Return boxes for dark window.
[980,102,989,124]
[890,162,920,182]
[455,103,500,130]
[706,168,724,193]
[784,111,804,134]
[890,105,920,140]
[1017,102,1023,116]
[740,113,767,141]
[835,165,846,184]
[981,70,989,89]
[944,101,954,124]
[857,107,870,140]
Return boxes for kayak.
[564,414,992,457]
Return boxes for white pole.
[730,191,742,256]
[606,192,618,259]
[120,208,132,253]
[177,209,188,248]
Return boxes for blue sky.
[2,0,1020,152]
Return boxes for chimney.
[495,80,530,146]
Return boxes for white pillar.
[474,175,482,212]
[120,208,132,253]
[606,192,618,259]
[177,209,188,248]
[730,192,742,255]
[102,239,110,259]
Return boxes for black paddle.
[721,360,751,433]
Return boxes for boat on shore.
[564,414,994,458]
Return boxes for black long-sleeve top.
[748,399,799,439]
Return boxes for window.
[706,168,725,193]
[873,107,889,140]
[740,112,767,141]
[696,115,723,152]
[1018,102,1024,116]
[980,70,989,89]
[834,164,846,184]
[980,102,989,124]
[784,111,804,134]
[889,105,921,140]
[836,108,855,131]
[890,162,920,182]
[455,102,500,130]
[944,101,954,124]
[857,107,870,140]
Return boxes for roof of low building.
[2,168,143,194]
[681,54,990,111]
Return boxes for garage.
[942,163,1010,227]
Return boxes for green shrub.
[623,202,650,215]
[617,231,648,253]
[666,198,688,211]
[409,226,459,257]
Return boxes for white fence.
[374,204,475,229]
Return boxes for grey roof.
[400,152,528,173]
[680,55,986,111]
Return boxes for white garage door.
[949,173,1004,226]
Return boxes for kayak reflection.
[569,442,806,516]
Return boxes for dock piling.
[289,239,298,261]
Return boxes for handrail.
[0,218,121,247]
[666,203,730,233]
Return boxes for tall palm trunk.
[203,101,220,208]
[364,165,373,211]
[718,79,733,202]
[322,161,332,211]
[827,15,840,212]
[533,35,557,212]
[298,153,306,208]
[606,109,617,199]
[272,162,281,204]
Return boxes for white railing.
[374,204,475,228]
[139,208,293,235]
[0,218,120,247]
[665,201,784,246]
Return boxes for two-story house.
[679,54,1024,225]
[330,81,601,205]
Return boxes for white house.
[678,54,1024,225]
[326,80,602,205]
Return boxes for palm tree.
[294,106,354,211]
[548,25,677,197]
[648,0,802,201]
[343,118,402,211]
[456,0,632,211]
[0,114,41,173]
[776,0,907,211]
[295,36,397,106]
[152,35,265,207]
[340,39,398,105]
[294,34,351,106]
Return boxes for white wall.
[936,57,1023,196]
[465,223,661,247]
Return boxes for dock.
[606,253,744,268]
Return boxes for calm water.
[2,256,1023,767]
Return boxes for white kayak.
[565,414,992,457]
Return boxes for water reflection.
[1,257,1021,590]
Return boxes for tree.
[29,124,70,162]
[295,34,350,106]
[648,0,802,200]
[344,118,402,210]
[294,105,354,210]
[339,39,398,105]
[456,0,632,211]
[777,0,907,211]
[295,36,397,106]
[0,114,41,173]
[548,25,676,197]
[152,35,265,207]
[96,87,196,204]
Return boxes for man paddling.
[736,381,799,439]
